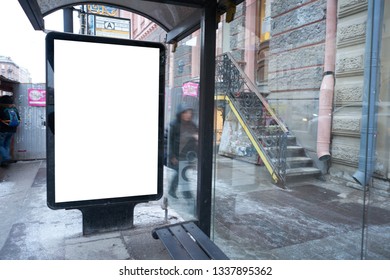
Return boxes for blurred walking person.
[167,104,198,198]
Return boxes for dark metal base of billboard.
[77,203,137,235]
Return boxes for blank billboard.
[46,31,165,209]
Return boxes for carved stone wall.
[267,0,326,153]
[330,0,372,183]
[269,0,326,75]
[229,3,246,62]
[268,0,388,184]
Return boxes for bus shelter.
[18,0,243,236]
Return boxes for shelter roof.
[18,0,243,43]
[0,75,19,92]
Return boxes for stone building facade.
[0,56,31,84]
[267,0,327,166]
[331,0,390,194]
[127,0,389,190]
[330,0,368,186]
[220,0,390,189]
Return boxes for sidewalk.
[0,160,173,260]
[1,158,390,260]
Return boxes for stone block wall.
[269,0,326,79]
[229,3,246,62]
[268,0,387,184]
[333,0,390,182]
[330,0,368,182]
[172,38,193,89]
[267,0,326,147]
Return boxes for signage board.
[182,82,199,97]
[95,15,130,39]
[45,32,165,209]
[87,5,119,16]
[28,88,46,106]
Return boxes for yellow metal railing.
[225,95,280,183]
[215,53,289,185]
[224,53,288,133]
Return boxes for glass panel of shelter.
[43,1,390,260]
[210,0,372,260]
[365,1,390,260]
[164,32,201,221]
[119,1,390,260]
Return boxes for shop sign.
[182,82,199,97]
[28,88,46,106]
[95,15,130,39]
[87,5,118,17]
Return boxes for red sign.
[182,82,199,97]
[28,89,46,106]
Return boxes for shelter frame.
[18,0,243,236]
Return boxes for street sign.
[95,15,130,39]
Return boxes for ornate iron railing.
[216,53,288,185]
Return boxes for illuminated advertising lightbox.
[45,32,165,209]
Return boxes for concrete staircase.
[266,132,321,181]
[216,53,322,185]
[284,135,321,179]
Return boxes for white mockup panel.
[53,39,160,203]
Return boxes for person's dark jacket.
[167,104,198,168]
[0,95,20,133]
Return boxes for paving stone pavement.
[1,158,389,260]
[0,160,172,260]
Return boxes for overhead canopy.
[18,0,243,43]
[0,75,19,92]
[17,0,243,235]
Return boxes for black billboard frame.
[46,31,166,233]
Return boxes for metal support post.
[63,7,73,33]
[197,1,217,237]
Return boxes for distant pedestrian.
[0,95,20,167]
[167,103,198,199]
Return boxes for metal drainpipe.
[352,0,384,186]
[317,0,337,161]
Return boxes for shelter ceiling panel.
[19,0,244,42]
[36,0,202,31]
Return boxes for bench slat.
[169,225,210,260]
[183,222,229,260]
[154,228,192,260]
[152,221,229,260]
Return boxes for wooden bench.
[152,221,229,260]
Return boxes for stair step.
[259,134,296,140]
[264,145,304,157]
[287,135,297,145]
[286,146,305,157]
[272,157,312,163]
[286,157,313,164]
[265,145,301,150]
[286,156,315,168]
[287,145,303,150]
[286,167,321,177]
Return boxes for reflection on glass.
[148,0,390,260]
[365,0,390,260]
[164,32,200,221]
[166,103,198,217]
[210,0,381,260]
